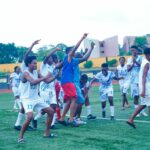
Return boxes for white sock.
[13,100,17,109]
[51,113,56,126]
[15,112,24,126]
[134,105,138,109]
[86,106,91,116]
[16,98,21,109]
[34,112,42,120]
[110,106,114,116]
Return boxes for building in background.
[84,36,119,58]
[123,34,150,52]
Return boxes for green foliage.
[83,60,93,68]
[134,36,147,47]
[107,59,117,67]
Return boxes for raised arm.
[23,40,41,61]
[141,63,149,98]
[68,33,88,63]
[43,47,60,64]
[78,42,95,63]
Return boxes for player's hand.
[32,39,41,46]
[83,33,88,39]
[140,92,145,98]
[91,42,95,49]
[55,47,60,51]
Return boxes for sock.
[13,100,17,109]
[86,106,91,116]
[15,112,24,126]
[16,98,21,109]
[56,107,61,120]
[34,112,42,120]
[134,105,138,109]
[110,106,114,117]
[51,113,56,126]
[102,107,106,112]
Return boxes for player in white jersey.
[127,45,147,116]
[127,48,150,128]
[116,57,130,110]
[14,40,40,131]
[18,55,55,143]
[10,66,22,110]
[80,74,96,120]
[90,63,123,120]
[32,47,60,129]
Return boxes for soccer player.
[127,48,150,128]
[80,74,96,120]
[18,55,55,143]
[36,47,60,129]
[90,63,123,120]
[14,40,40,131]
[73,42,95,124]
[10,66,22,110]
[127,45,147,116]
[116,57,130,110]
[58,33,88,127]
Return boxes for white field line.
[80,115,150,124]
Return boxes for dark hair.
[81,74,88,80]
[52,54,58,60]
[119,56,125,61]
[14,66,19,72]
[25,56,37,67]
[130,45,138,50]
[75,52,82,58]
[101,63,108,68]
[65,46,74,54]
[144,48,150,55]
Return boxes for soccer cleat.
[121,107,125,110]
[27,125,34,131]
[58,120,68,126]
[126,121,136,129]
[140,112,148,116]
[43,133,57,138]
[136,114,140,117]
[102,111,106,118]
[87,114,96,120]
[17,138,25,144]
[110,116,115,120]
[32,119,37,129]
[67,120,79,127]
[14,125,22,131]
[50,125,59,129]
[75,118,87,125]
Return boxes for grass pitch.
[0,85,150,150]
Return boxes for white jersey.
[127,55,143,84]
[117,64,130,85]
[39,62,55,92]
[20,61,28,73]
[10,72,22,87]
[95,71,115,91]
[19,70,39,100]
[139,58,150,96]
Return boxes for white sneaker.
[75,118,87,125]
[141,112,148,116]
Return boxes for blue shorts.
[75,83,85,104]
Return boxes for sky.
[0,0,150,51]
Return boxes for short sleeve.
[95,72,101,80]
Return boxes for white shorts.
[131,84,139,98]
[140,96,150,106]
[119,82,130,95]
[22,98,49,113]
[12,87,20,97]
[99,88,113,102]
[40,90,57,105]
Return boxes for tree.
[0,43,18,64]
[134,36,148,53]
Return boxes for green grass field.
[0,85,150,150]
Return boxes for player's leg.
[108,96,115,120]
